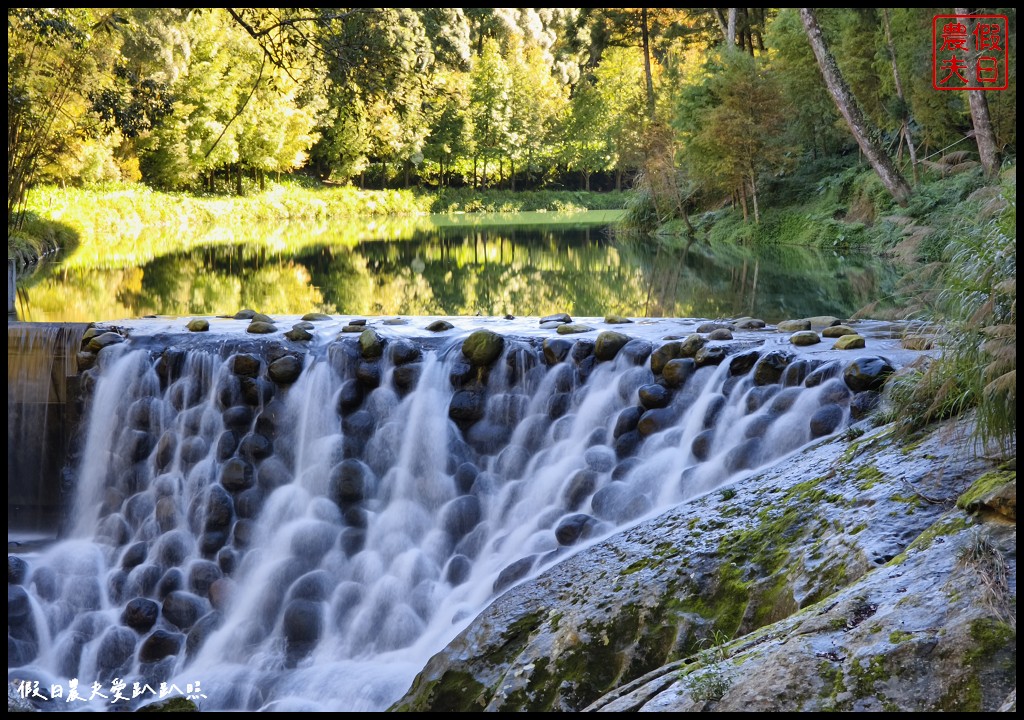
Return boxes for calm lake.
[14,210,900,324]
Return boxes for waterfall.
[7,322,87,534]
[7,318,896,711]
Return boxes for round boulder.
[462,329,504,366]
[843,356,894,392]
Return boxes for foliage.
[8,8,113,222]
[883,174,1016,457]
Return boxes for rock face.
[389,418,1016,713]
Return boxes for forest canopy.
[7,7,1017,219]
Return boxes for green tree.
[421,70,473,187]
[469,37,513,188]
[764,9,845,159]
[505,39,569,189]
[8,8,115,222]
[561,77,611,191]
[679,51,792,223]
[594,46,649,190]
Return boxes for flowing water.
[7,315,915,711]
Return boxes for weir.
[8,323,88,533]
[7,315,911,711]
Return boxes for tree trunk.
[641,8,656,121]
[955,8,1002,177]
[882,9,918,184]
[749,173,760,224]
[800,8,912,206]
[727,8,738,49]
[738,184,748,222]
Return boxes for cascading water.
[8,323,87,533]
[7,316,902,711]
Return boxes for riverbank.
[391,409,1016,712]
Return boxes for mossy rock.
[246,321,278,334]
[956,471,1016,520]
[833,334,866,350]
[557,323,595,335]
[233,308,257,320]
[81,326,102,345]
[186,319,209,332]
[777,319,811,332]
[284,327,311,342]
[805,315,842,329]
[383,317,409,325]
[604,315,633,324]
[789,331,821,346]
[427,320,455,332]
[594,331,632,361]
[462,329,505,366]
[822,325,857,338]
[359,328,385,359]
[251,312,275,324]
[301,312,333,322]
[88,331,126,351]
[680,333,706,357]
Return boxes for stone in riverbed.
[734,317,767,329]
[359,328,385,359]
[594,331,631,360]
[695,345,726,366]
[462,329,505,367]
[777,319,811,332]
[843,356,894,392]
[557,323,595,335]
[247,321,278,334]
[186,319,209,332]
[426,320,455,332]
[697,322,730,333]
[302,312,332,321]
[834,334,866,350]
[790,331,821,346]
[543,338,573,365]
[823,325,857,338]
[604,314,633,324]
[540,313,572,324]
[88,332,126,352]
[805,315,842,328]
[285,327,313,342]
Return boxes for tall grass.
[884,175,1016,457]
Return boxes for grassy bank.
[650,161,1008,262]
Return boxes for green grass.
[882,173,1016,457]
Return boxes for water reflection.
[16,212,899,323]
